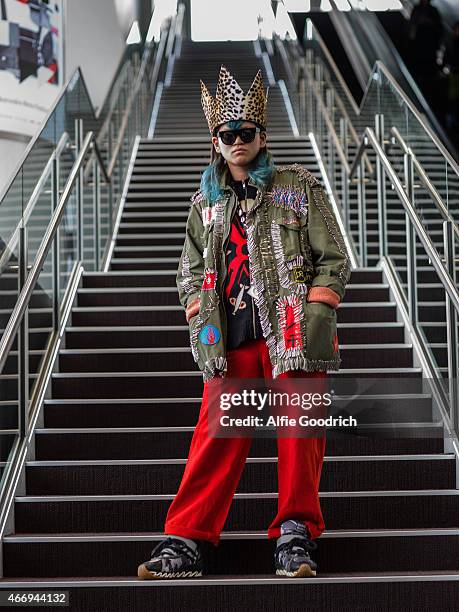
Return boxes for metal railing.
[349,126,459,436]
[0,6,185,557]
[261,28,459,442]
[276,20,459,221]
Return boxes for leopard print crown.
[200,65,269,135]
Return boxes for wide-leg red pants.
[164,337,327,547]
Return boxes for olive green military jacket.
[176,163,351,382]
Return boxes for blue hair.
[200,120,276,203]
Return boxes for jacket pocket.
[274,219,302,259]
[305,301,338,362]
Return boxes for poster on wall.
[0,0,63,138]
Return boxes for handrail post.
[108,121,114,239]
[18,223,29,439]
[357,155,367,267]
[375,113,387,258]
[305,50,314,132]
[51,153,60,331]
[326,87,335,188]
[93,156,101,270]
[299,73,306,136]
[75,118,84,262]
[444,220,459,432]
[404,149,418,324]
[340,117,349,232]
[315,63,323,149]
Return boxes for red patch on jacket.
[333,333,339,353]
[202,268,217,290]
[277,296,303,352]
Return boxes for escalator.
[290,3,459,159]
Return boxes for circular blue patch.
[199,324,221,345]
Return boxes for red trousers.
[164,337,327,547]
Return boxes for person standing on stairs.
[138,65,351,580]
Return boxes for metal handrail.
[305,67,351,175]
[390,127,459,240]
[303,19,360,116]
[0,132,70,273]
[303,19,459,177]
[0,132,94,374]
[107,40,159,178]
[96,60,133,142]
[304,69,459,310]
[82,58,141,181]
[91,140,111,185]
[277,33,373,175]
[350,127,459,311]
[322,70,368,164]
[0,133,113,276]
[375,61,459,177]
[0,68,97,207]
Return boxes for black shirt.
[224,177,263,350]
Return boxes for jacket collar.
[218,162,272,197]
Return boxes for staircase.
[0,40,458,611]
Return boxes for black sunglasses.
[217,127,261,146]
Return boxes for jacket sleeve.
[305,183,351,304]
[176,202,205,322]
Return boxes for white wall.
[0,139,28,195]
[114,0,138,37]
[64,0,127,112]
[0,0,131,194]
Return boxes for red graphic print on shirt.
[225,213,250,302]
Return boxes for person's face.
[211,121,267,167]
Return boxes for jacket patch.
[271,222,309,295]
[286,255,313,286]
[202,206,217,226]
[199,324,221,345]
[202,267,217,290]
[279,216,300,227]
[266,185,308,216]
[333,333,339,354]
[179,238,195,296]
[191,189,205,205]
[276,294,304,357]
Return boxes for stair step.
[56,344,414,370]
[24,454,455,495]
[63,321,406,347]
[42,393,434,427]
[13,489,459,533]
[0,571,457,612]
[33,423,443,460]
[3,529,459,578]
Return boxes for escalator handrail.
[305,18,459,176]
[304,19,459,176]
[357,8,456,159]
